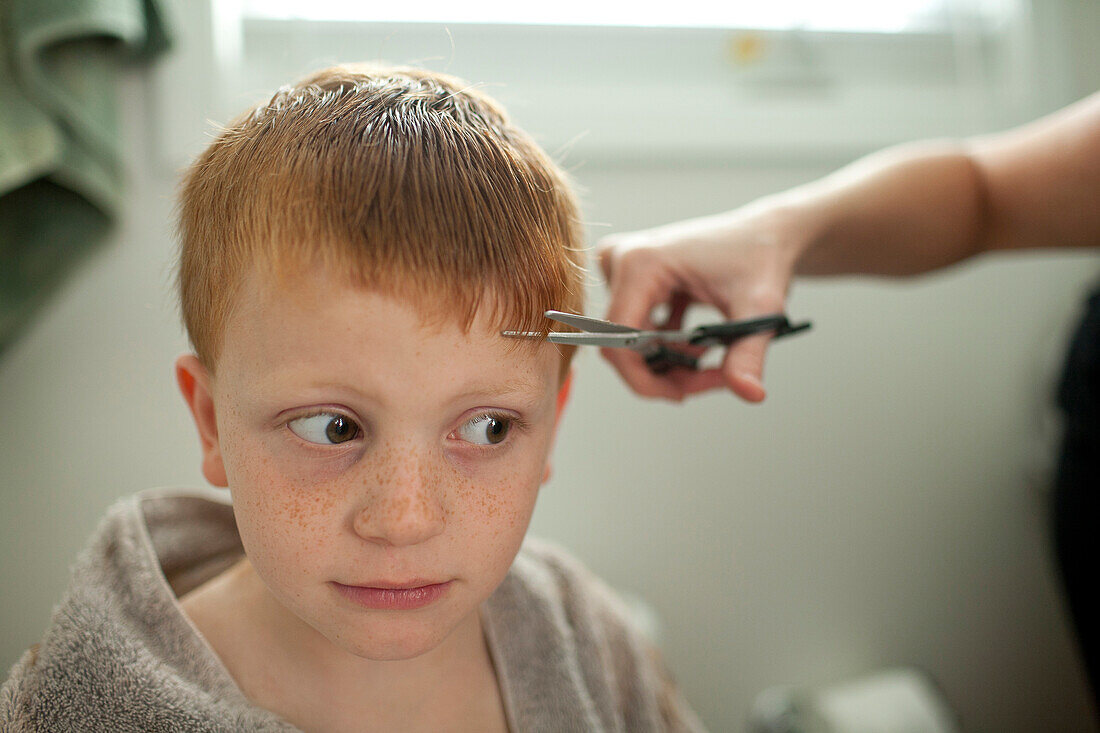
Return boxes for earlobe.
[175,355,228,487]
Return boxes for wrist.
[748,193,828,277]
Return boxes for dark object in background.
[1053,280,1100,714]
[0,0,171,355]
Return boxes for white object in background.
[748,668,960,733]
[615,589,663,647]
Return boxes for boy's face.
[177,267,569,661]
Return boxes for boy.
[1,65,705,731]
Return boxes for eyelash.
[281,409,529,448]
[285,409,363,447]
[453,411,528,448]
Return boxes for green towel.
[0,0,170,354]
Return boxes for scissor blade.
[545,310,637,334]
[547,332,651,348]
[503,331,653,349]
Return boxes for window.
[243,0,1005,34]
[157,1,1043,167]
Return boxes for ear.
[175,354,228,487]
[542,370,574,484]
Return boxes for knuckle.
[602,349,666,398]
[596,236,636,277]
[615,245,661,276]
[634,381,665,399]
[595,234,622,254]
[742,285,786,314]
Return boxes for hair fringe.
[176,64,585,370]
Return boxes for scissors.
[504,311,812,374]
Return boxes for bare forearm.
[596,93,1100,400]
[972,92,1100,254]
[786,91,1100,277]
[784,142,987,277]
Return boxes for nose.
[352,446,446,547]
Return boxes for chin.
[332,623,455,662]
[291,587,483,662]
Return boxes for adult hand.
[596,204,806,403]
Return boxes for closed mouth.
[330,580,452,610]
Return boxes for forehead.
[216,267,560,404]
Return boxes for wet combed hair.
[176,63,585,371]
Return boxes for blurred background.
[2,0,1099,730]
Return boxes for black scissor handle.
[690,315,812,347]
[645,315,812,373]
[644,347,701,374]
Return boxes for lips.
[331,580,452,610]
[351,579,437,590]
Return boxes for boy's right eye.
[287,413,361,445]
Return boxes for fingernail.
[735,372,767,402]
[737,372,763,390]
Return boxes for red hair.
[176,64,585,371]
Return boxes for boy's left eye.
[454,414,513,446]
[287,413,361,445]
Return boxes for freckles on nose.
[351,440,447,543]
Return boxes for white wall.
[3,4,1100,731]
[545,164,1100,731]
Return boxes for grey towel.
[2,490,706,731]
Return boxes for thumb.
[721,333,771,403]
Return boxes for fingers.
[596,236,617,283]
[599,322,775,403]
[645,332,770,401]
[598,239,691,399]
[596,227,784,403]
[601,244,672,331]
[599,331,773,402]
[599,347,686,401]
[666,368,729,397]
[664,291,692,330]
[719,333,771,402]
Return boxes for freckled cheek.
[235,490,344,594]
[222,441,344,580]
[446,459,542,543]
[445,471,539,594]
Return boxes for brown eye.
[457,414,512,445]
[288,413,361,445]
[325,416,358,443]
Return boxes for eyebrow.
[450,376,546,403]
[278,375,547,407]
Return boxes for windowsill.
[152,13,1039,169]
